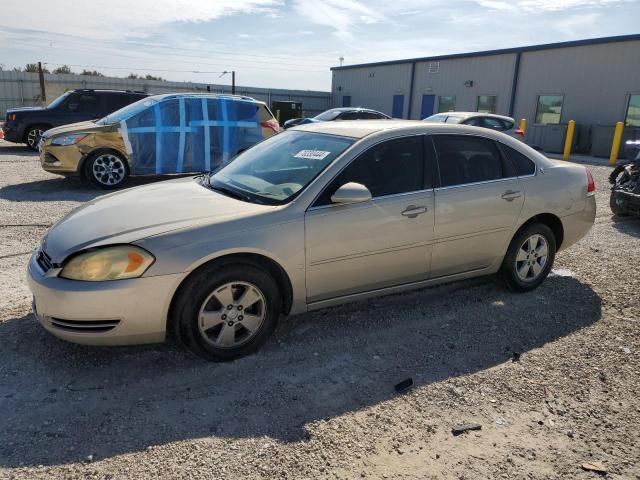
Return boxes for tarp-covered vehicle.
[38,94,281,189]
[610,140,640,217]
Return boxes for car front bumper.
[39,143,84,174]
[27,249,185,346]
[2,124,22,143]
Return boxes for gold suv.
[38,94,281,189]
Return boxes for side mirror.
[330,182,372,204]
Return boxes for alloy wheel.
[515,234,549,282]
[198,281,267,348]
[92,154,126,186]
[27,128,43,148]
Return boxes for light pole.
[219,70,236,95]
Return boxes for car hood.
[42,120,104,139]
[7,106,45,114]
[42,178,272,263]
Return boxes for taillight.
[515,128,525,137]
[260,119,281,133]
[586,167,596,195]
[8,113,17,121]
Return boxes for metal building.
[331,34,640,154]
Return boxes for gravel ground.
[0,140,638,480]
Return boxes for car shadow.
[0,175,194,203]
[0,275,601,468]
[611,214,640,238]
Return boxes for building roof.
[330,33,640,71]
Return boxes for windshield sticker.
[294,150,331,160]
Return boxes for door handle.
[401,205,428,218]
[501,190,522,202]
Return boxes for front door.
[305,135,435,303]
[431,134,524,277]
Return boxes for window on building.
[535,95,564,124]
[625,94,640,127]
[437,95,456,113]
[433,135,505,187]
[477,95,497,114]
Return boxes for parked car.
[2,89,148,150]
[38,93,281,189]
[283,107,390,129]
[424,112,524,139]
[27,121,595,360]
[609,140,640,217]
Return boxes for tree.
[24,63,49,73]
[127,73,140,79]
[80,69,104,77]
[144,74,163,81]
[52,65,73,74]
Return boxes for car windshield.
[314,109,343,121]
[96,97,160,125]
[47,91,72,109]
[208,130,355,205]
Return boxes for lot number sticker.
[294,150,331,160]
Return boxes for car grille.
[36,249,53,273]
[50,318,121,334]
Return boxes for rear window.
[424,114,447,122]
[259,104,274,122]
[499,143,536,176]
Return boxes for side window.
[338,112,359,120]
[66,93,99,113]
[500,143,536,176]
[463,117,482,127]
[481,117,506,131]
[316,136,424,205]
[433,135,505,187]
[106,93,135,111]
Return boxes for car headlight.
[51,134,87,146]
[60,246,155,281]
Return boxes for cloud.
[292,0,388,40]
[481,0,629,10]
[0,0,282,40]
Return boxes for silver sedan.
[27,121,596,360]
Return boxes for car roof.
[438,112,515,122]
[323,107,386,114]
[144,93,265,105]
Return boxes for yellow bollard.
[609,121,624,166]
[519,118,526,133]
[563,120,576,161]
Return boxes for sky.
[0,0,638,92]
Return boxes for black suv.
[2,89,149,150]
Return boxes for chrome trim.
[434,176,515,191]
[307,187,435,212]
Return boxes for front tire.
[499,223,556,292]
[171,263,281,361]
[25,125,47,150]
[83,150,129,189]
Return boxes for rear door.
[431,134,524,277]
[305,135,435,303]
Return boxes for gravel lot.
[0,140,638,480]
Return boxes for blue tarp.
[119,96,263,175]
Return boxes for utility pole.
[231,71,236,95]
[38,61,46,105]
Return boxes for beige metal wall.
[411,53,516,118]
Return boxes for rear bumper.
[27,249,186,346]
[560,194,596,250]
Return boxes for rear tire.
[171,263,281,361]
[83,150,129,189]
[499,223,556,292]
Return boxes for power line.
[43,62,226,75]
